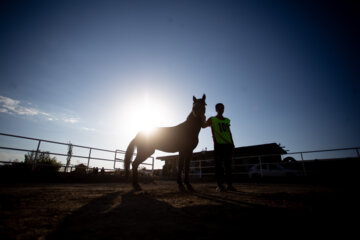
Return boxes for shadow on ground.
[47,189,314,240]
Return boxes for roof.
[157,143,287,161]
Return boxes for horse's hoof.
[186,184,195,192]
[178,184,186,192]
[133,183,142,191]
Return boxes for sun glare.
[134,101,157,133]
[119,94,173,138]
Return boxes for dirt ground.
[0,180,357,239]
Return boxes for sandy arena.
[0,181,357,239]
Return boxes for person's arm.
[202,117,212,128]
[228,121,235,149]
[229,127,235,149]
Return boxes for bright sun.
[119,94,174,138]
[130,100,158,133]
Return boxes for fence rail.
[0,132,154,175]
[1,132,359,180]
[187,146,360,179]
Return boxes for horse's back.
[135,124,198,153]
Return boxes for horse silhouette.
[124,94,206,191]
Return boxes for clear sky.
[1,0,359,167]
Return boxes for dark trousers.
[214,144,233,186]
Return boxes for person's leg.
[214,144,225,189]
[224,144,236,191]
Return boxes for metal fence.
[189,147,360,179]
[1,132,359,179]
[0,133,154,175]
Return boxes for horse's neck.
[185,113,202,129]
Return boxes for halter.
[192,97,206,120]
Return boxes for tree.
[24,151,62,172]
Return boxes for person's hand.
[201,114,206,123]
[201,115,208,128]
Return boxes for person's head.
[215,103,224,115]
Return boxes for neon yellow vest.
[211,117,232,144]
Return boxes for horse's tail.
[124,137,136,177]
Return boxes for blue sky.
[1,0,359,167]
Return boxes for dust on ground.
[0,181,357,239]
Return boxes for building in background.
[158,143,287,179]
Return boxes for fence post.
[87,148,92,171]
[199,160,202,179]
[33,140,42,170]
[258,156,263,177]
[65,143,73,173]
[300,153,307,177]
[151,157,154,176]
[114,151,117,170]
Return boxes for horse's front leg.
[184,153,195,192]
[132,160,142,191]
[132,154,148,191]
[177,153,186,192]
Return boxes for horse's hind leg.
[177,153,186,192]
[184,153,195,192]
[132,155,147,191]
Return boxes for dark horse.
[124,94,206,191]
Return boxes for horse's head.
[192,94,206,122]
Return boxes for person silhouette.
[203,103,236,192]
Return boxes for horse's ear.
[202,94,206,101]
[193,96,196,102]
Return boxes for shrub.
[24,151,62,173]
